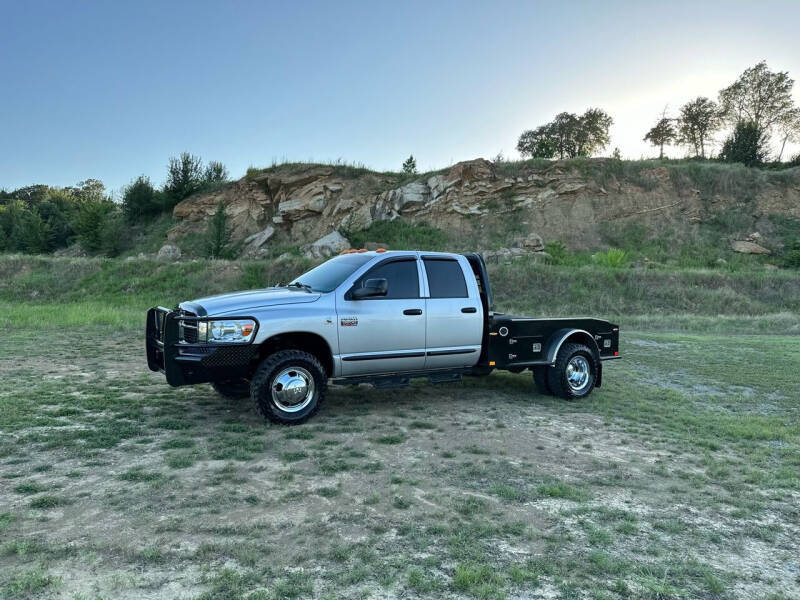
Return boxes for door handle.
[403,309,423,316]
[461,307,477,313]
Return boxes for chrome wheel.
[565,355,591,392]
[271,366,315,412]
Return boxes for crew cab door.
[421,256,483,369]
[336,257,426,376]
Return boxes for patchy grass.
[0,323,799,598]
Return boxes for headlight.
[197,319,257,343]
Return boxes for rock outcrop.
[167,158,800,255]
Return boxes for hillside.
[164,158,800,265]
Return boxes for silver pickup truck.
[147,251,619,424]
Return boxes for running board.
[333,369,465,389]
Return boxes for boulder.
[157,244,181,261]
[447,158,496,183]
[731,240,771,255]
[304,231,350,259]
[243,226,276,250]
[519,232,545,252]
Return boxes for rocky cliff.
[167,158,800,258]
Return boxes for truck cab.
[147,250,619,424]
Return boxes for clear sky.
[2,0,799,194]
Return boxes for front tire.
[250,350,327,424]
[546,343,597,400]
[212,379,251,399]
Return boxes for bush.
[72,200,115,254]
[784,240,800,269]
[205,200,232,259]
[122,176,162,223]
[164,152,204,206]
[203,161,229,184]
[592,248,629,268]
[720,121,770,167]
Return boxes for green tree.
[402,155,417,174]
[677,97,721,158]
[643,116,676,158]
[206,200,232,259]
[719,121,770,166]
[36,188,78,250]
[203,161,229,184]
[6,203,49,253]
[122,175,160,223]
[72,199,115,253]
[718,61,796,132]
[164,152,204,206]
[574,108,613,157]
[517,109,612,159]
[516,125,558,158]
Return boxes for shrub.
[784,240,800,269]
[402,155,418,174]
[203,161,229,184]
[592,248,629,268]
[72,200,115,253]
[205,200,232,259]
[720,121,770,166]
[544,241,570,265]
[122,175,161,223]
[164,152,204,206]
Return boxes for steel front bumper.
[146,307,258,387]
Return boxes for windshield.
[290,254,374,292]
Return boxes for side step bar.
[332,369,465,389]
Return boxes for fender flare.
[544,328,601,366]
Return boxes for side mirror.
[351,278,388,300]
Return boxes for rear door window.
[423,259,468,298]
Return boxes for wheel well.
[254,332,334,376]
[549,330,600,364]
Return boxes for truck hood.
[180,288,321,316]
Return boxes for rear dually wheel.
[546,343,597,400]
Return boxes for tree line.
[0,153,228,255]
[518,61,800,166]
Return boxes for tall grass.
[2,254,798,333]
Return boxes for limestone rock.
[157,244,181,261]
[304,231,350,259]
[243,226,276,249]
[447,158,496,183]
[731,240,770,255]
[241,226,276,257]
[519,232,545,252]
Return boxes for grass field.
[1,255,799,599]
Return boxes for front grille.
[178,310,199,343]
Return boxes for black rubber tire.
[532,366,553,395]
[250,350,327,425]
[546,343,597,400]
[212,379,251,399]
